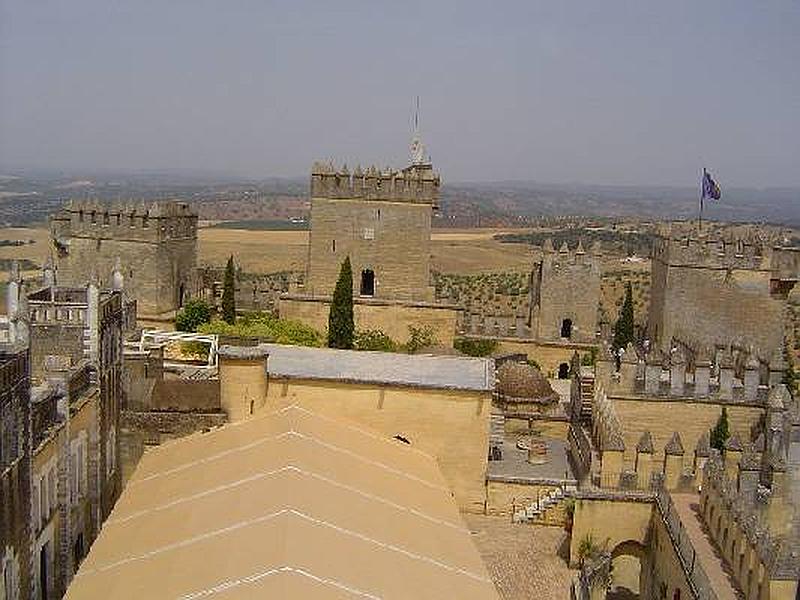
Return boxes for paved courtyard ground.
[463,514,577,599]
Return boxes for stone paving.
[463,514,577,599]
[487,435,574,481]
[671,493,742,600]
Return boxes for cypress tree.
[612,282,635,350]
[222,255,236,325]
[328,257,354,349]
[710,407,730,452]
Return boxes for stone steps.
[512,487,571,526]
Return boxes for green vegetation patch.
[496,227,656,257]
[454,337,498,357]
[208,219,308,231]
[198,312,323,347]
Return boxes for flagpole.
[698,168,704,233]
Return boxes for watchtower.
[647,229,799,355]
[528,240,603,343]
[305,140,440,302]
[49,200,198,318]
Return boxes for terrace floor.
[670,493,743,600]
[463,514,576,600]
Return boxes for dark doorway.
[179,283,185,308]
[73,533,85,570]
[360,269,375,296]
[560,318,573,339]
[39,544,48,600]
[558,363,570,379]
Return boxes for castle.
[49,200,198,320]
[279,135,462,345]
[648,228,800,355]
[305,161,439,301]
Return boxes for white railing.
[138,329,219,368]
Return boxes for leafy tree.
[355,329,397,352]
[221,256,237,325]
[327,257,354,349]
[175,299,212,332]
[710,407,730,452]
[612,282,635,350]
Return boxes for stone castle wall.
[50,200,198,317]
[532,242,602,343]
[306,197,434,301]
[260,377,490,513]
[648,235,799,355]
[305,162,438,302]
[278,295,460,346]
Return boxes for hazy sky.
[1,1,799,186]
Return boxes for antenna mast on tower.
[410,96,427,165]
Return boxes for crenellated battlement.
[651,234,773,271]
[50,199,198,243]
[538,239,603,271]
[310,161,439,206]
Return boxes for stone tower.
[304,149,440,302]
[647,230,800,355]
[528,240,602,343]
[49,199,198,319]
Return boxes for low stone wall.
[491,337,596,377]
[485,478,562,518]
[151,380,220,411]
[279,295,460,345]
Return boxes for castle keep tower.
[647,230,800,355]
[528,240,603,344]
[305,143,440,302]
[49,200,198,319]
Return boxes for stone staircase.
[578,369,595,424]
[512,486,572,525]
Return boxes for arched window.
[560,318,573,339]
[360,269,375,297]
[558,363,570,379]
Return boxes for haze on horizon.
[1,0,799,188]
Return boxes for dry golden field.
[0,227,50,282]
[198,227,534,274]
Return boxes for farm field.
[197,227,535,274]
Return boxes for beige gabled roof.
[66,403,498,599]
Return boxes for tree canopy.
[327,257,354,349]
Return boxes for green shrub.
[580,347,599,367]
[526,358,541,371]
[175,299,212,332]
[354,330,397,352]
[180,340,211,360]
[198,312,323,347]
[710,407,730,452]
[403,325,438,354]
[328,257,354,349]
[454,338,499,357]
[222,255,236,325]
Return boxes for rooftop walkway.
[670,493,743,600]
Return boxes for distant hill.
[440,182,800,228]
[0,169,797,228]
